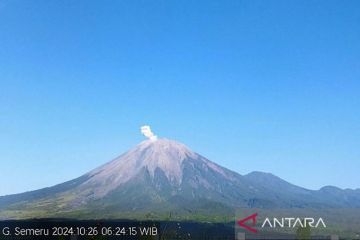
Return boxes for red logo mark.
[237,213,258,233]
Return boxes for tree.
[296,219,311,240]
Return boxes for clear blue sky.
[0,0,359,196]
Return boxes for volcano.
[0,138,359,220]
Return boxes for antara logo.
[237,213,258,233]
[237,213,326,233]
[261,217,326,228]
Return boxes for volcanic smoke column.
[140,125,158,140]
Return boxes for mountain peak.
[81,138,198,198]
[136,138,195,158]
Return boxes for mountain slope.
[0,138,359,220]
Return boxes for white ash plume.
[141,125,158,140]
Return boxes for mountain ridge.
[0,138,359,220]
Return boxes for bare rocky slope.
[0,138,359,220]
